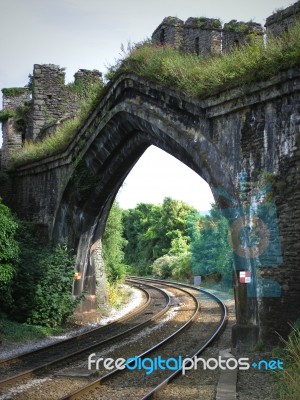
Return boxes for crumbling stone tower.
[151,17,184,49]
[0,65,102,170]
[183,18,222,55]
[31,64,102,141]
[152,16,263,56]
[222,20,264,52]
[265,0,300,36]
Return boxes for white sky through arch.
[116,146,214,211]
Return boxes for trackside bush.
[0,199,19,308]
[26,245,77,327]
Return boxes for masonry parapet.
[152,16,263,55]
[151,16,184,49]
[31,64,78,141]
[183,18,222,55]
[265,0,300,36]
[222,20,264,52]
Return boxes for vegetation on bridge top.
[114,20,300,97]
[9,20,300,168]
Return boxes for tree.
[0,199,19,308]
[152,197,197,258]
[123,198,197,276]
[123,203,161,274]
[188,207,233,281]
[102,202,127,282]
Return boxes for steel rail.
[130,277,228,399]
[0,282,171,387]
[59,280,200,400]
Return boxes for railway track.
[56,277,227,400]
[0,281,170,387]
[0,278,227,400]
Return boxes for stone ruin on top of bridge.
[152,16,263,55]
[0,66,102,169]
[152,0,300,55]
[1,1,300,170]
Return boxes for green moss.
[225,20,254,34]
[193,17,221,30]
[164,17,181,25]
[2,87,28,97]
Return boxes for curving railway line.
[0,278,227,400]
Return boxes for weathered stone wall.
[152,16,263,55]
[151,17,184,49]
[205,70,300,344]
[222,21,264,53]
[0,65,102,170]
[265,0,300,36]
[30,64,78,141]
[74,69,102,88]
[183,18,222,55]
[1,89,30,170]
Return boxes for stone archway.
[52,99,252,345]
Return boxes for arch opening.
[52,101,258,346]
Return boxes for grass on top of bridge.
[10,21,300,168]
[116,20,300,98]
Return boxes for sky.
[0,0,293,210]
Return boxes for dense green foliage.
[0,199,19,306]
[26,245,76,327]
[151,253,192,281]
[188,207,233,281]
[0,213,78,327]
[1,87,28,97]
[0,109,15,123]
[123,198,197,276]
[102,202,127,283]
[122,198,232,283]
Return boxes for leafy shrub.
[26,245,77,327]
[152,255,176,279]
[0,199,19,309]
[171,253,192,281]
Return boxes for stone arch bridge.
[5,68,300,348]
